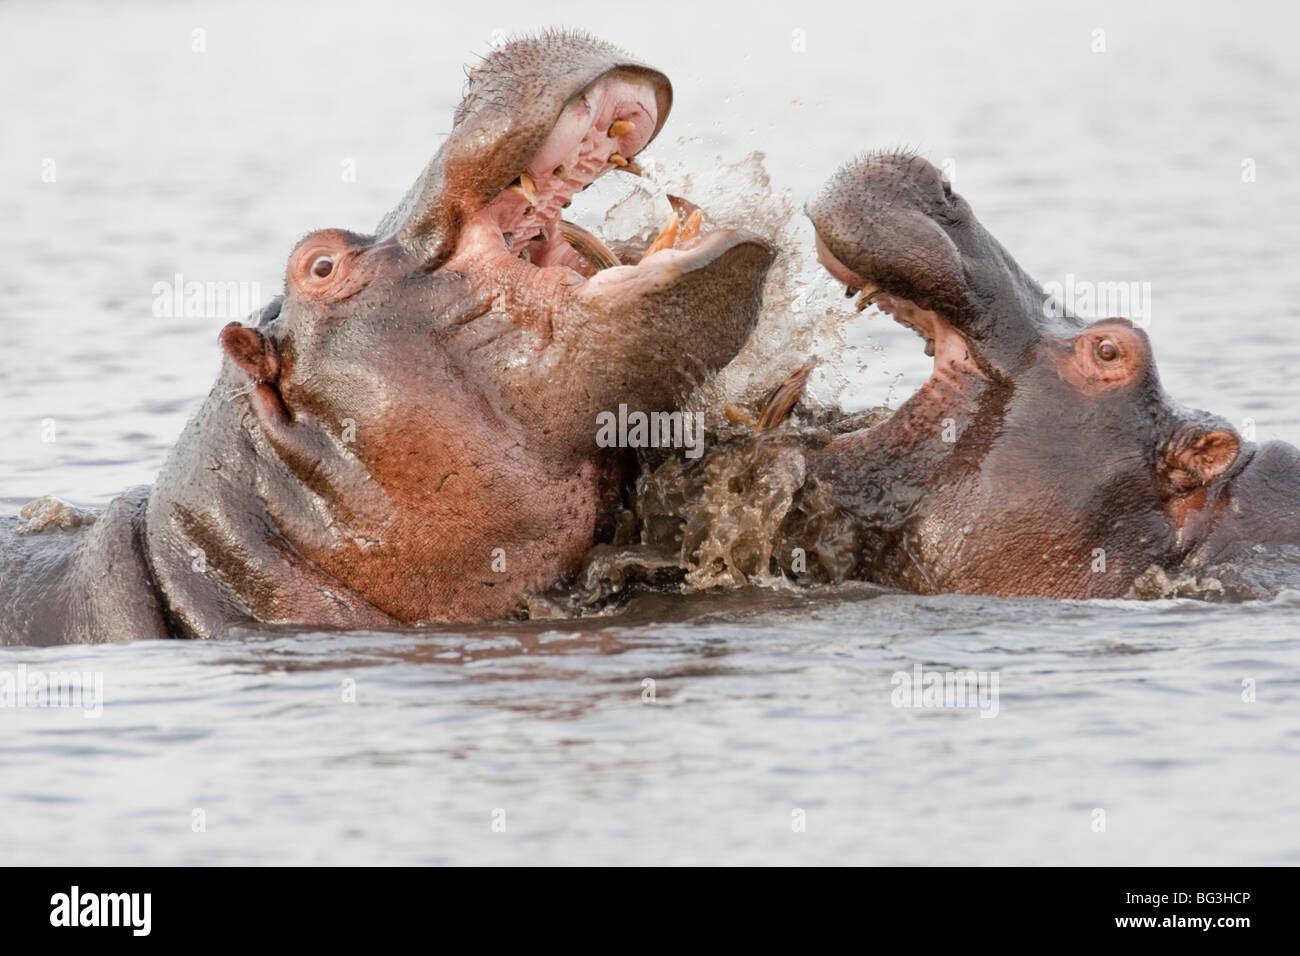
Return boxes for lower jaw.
[846,289,987,392]
[814,234,983,379]
[446,206,745,299]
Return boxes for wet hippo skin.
[789,151,1300,598]
[0,32,774,644]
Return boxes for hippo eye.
[310,256,334,279]
[1095,338,1120,362]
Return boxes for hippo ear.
[1160,426,1240,495]
[220,322,280,385]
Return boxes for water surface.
[2,0,1298,864]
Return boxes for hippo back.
[0,488,172,645]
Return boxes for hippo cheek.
[1050,321,1244,554]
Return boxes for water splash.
[1128,547,1300,602]
[519,154,895,613]
[597,151,873,418]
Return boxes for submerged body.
[0,33,773,644]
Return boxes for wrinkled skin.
[0,32,773,644]
[792,151,1300,598]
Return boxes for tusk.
[641,212,680,260]
[854,282,882,312]
[678,208,704,243]
[667,195,701,221]
[557,221,621,271]
[756,365,813,432]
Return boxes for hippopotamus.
[0,32,773,644]
[778,150,1300,598]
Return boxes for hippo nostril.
[311,256,334,279]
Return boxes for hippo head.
[804,151,1289,597]
[151,33,773,631]
[232,32,772,450]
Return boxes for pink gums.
[475,75,659,275]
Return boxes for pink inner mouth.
[472,74,660,277]
[814,234,981,380]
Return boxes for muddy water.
[2,0,1300,864]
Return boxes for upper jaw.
[478,71,662,267]
[445,70,765,294]
[813,230,981,376]
[375,36,673,262]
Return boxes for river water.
[1,0,1298,864]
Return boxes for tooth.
[510,173,538,205]
[925,338,936,357]
[557,221,620,271]
[641,212,680,260]
[678,208,704,242]
[502,231,514,249]
[609,119,636,137]
[845,286,859,298]
[667,195,701,221]
[757,365,812,432]
[611,158,644,176]
[519,247,532,263]
[521,173,538,203]
[553,165,567,179]
[608,153,628,167]
[854,282,881,312]
[534,228,548,242]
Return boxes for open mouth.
[454,72,734,285]
[814,234,978,380]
